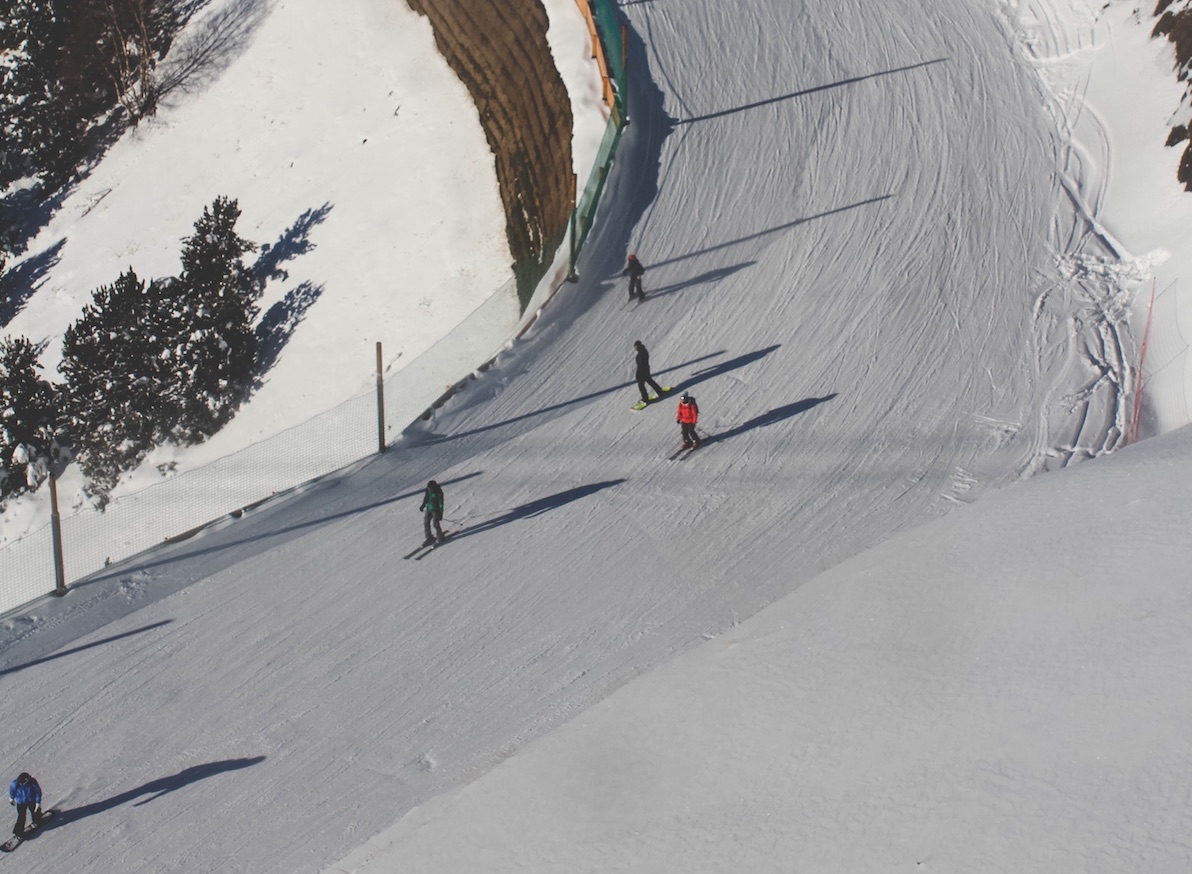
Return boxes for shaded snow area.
[1,0,1191,872]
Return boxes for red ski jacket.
[676,398,699,424]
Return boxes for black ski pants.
[423,509,444,542]
[13,802,40,836]
[637,373,663,402]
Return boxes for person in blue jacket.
[8,772,43,836]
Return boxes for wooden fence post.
[49,474,66,596]
[376,341,386,454]
[567,173,579,281]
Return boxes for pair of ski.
[667,432,713,460]
[631,386,673,411]
[1,809,54,852]
[402,531,454,560]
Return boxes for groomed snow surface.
[2,0,1192,872]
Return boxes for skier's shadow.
[429,351,728,444]
[0,620,173,679]
[671,344,782,394]
[45,757,266,829]
[646,260,755,300]
[85,472,486,583]
[708,394,838,444]
[452,479,626,541]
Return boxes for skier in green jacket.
[419,480,445,546]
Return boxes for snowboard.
[1,809,54,852]
[631,387,673,410]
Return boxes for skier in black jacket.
[622,253,646,301]
[633,340,666,404]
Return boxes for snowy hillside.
[0,0,1191,872]
[0,0,607,545]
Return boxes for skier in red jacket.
[676,393,701,448]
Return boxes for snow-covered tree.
[58,267,173,494]
[0,0,76,188]
[171,196,259,442]
[0,335,58,500]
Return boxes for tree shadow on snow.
[46,757,266,829]
[156,0,274,106]
[0,239,65,329]
[451,479,627,541]
[254,280,324,380]
[707,394,838,445]
[252,203,333,287]
[251,204,333,382]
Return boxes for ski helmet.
[628,253,637,261]
[16,773,29,786]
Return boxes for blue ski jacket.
[8,776,40,807]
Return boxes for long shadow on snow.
[675,59,949,125]
[671,344,782,394]
[705,394,838,445]
[646,260,755,300]
[78,472,486,587]
[647,197,892,270]
[0,620,173,679]
[450,480,627,541]
[421,351,728,445]
[46,757,266,829]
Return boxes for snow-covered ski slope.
[0,1,1141,872]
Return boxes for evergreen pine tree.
[59,267,171,494]
[172,196,258,441]
[0,0,77,189]
[0,335,58,500]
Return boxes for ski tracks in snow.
[1001,0,1145,474]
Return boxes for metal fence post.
[376,341,386,454]
[621,22,629,121]
[49,474,66,596]
[567,174,579,282]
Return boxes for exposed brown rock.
[405,0,575,307]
